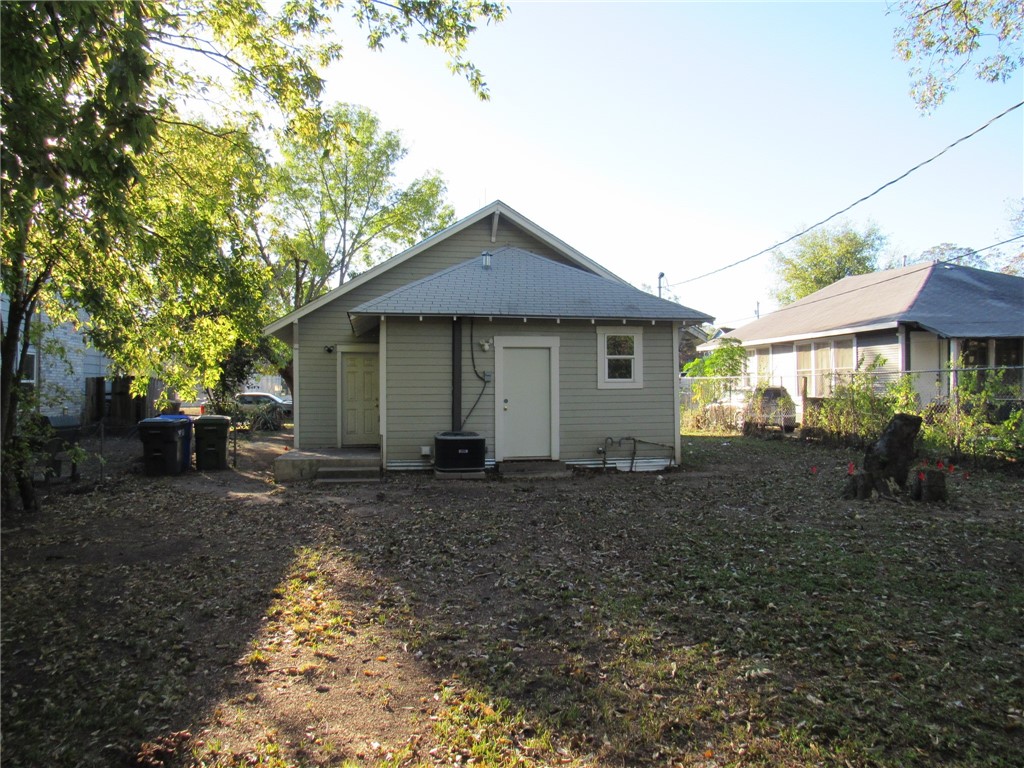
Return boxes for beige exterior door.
[495,338,559,460]
[341,353,379,446]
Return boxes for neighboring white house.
[703,262,1023,415]
[1,296,162,425]
[265,200,713,471]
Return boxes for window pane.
[962,339,987,367]
[606,335,634,356]
[607,358,633,380]
[814,344,831,397]
[995,339,1021,367]
[19,352,36,382]
[834,339,854,371]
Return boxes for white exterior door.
[495,337,559,460]
[341,353,379,446]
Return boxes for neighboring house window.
[995,338,1022,392]
[961,339,987,368]
[832,338,855,393]
[797,338,855,397]
[19,350,37,390]
[796,344,813,398]
[597,326,643,389]
[745,347,771,387]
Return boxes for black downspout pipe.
[452,318,462,431]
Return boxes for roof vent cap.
[481,251,491,269]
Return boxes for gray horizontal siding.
[383,317,678,465]
[295,218,578,448]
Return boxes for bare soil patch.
[2,431,1022,767]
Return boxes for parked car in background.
[742,385,796,433]
[234,392,293,419]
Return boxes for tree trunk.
[843,413,923,499]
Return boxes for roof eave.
[720,320,900,347]
[350,310,710,325]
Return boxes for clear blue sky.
[324,1,1023,327]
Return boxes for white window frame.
[597,326,643,389]
[20,348,38,389]
[796,337,856,397]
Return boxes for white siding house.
[706,262,1024,416]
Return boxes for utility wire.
[669,99,1024,288]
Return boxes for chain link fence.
[681,367,1023,457]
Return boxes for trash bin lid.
[196,415,231,423]
[139,417,186,431]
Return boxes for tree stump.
[845,413,922,499]
[910,468,949,502]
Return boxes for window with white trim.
[796,338,856,397]
[19,350,37,390]
[745,347,771,387]
[597,326,643,389]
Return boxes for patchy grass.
[2,434,1022,767]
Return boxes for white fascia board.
[714,321,900,348]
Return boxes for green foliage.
[892,0,1024,111]
[797,356,1022,464]
[802,358,904,445]
[210,337,282,410]
[770,223,886,305]
[2,0,503,512]
[682,337,746,406]
[682,337,746,379]
[73,121,272,403]
[266,103,456,312]
[920,365,1024,462]
[247,403,285,431]
[351,0,508,99]
[1,1,162,510]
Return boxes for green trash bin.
[139,418,188,476]
[194,415,231,470]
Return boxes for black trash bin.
[194,415,231,470]
[138,417,189,476]
[158,413,193,471]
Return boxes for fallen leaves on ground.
[2,433,1022,767]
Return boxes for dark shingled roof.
[723,261,1023,343]
[349,246,713,325]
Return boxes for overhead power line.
[670,99,1024,288]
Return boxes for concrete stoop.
[314,465,381,484]
[274,448,381,483]
[497,460,571,479]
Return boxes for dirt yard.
[2,429,1022,767]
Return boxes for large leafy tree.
[891,0,1024,111]
[83,121,272,393]
[770,224,886,305]
[1,0,505,512]
[265,103,456,313]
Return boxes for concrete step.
[315,466,380,484]
[497,460,571,479]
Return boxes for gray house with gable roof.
[265,200,712,473]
